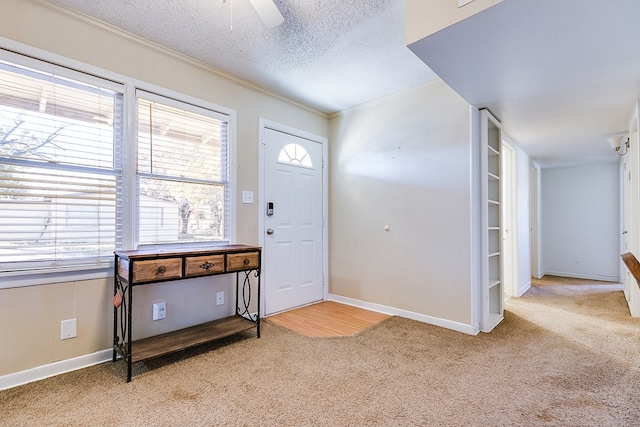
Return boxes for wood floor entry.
[267,301,390,337]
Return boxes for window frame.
[0,42,237,289]
[134,89,233,248]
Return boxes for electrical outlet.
[153,302,166,320]
[573,255,581,264]
[61,319,77,340]
[216,291,224,306]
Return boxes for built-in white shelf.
[480,108,504,333]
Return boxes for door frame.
[623,102,640,316]
[530,164,541,280]
[501,138,518,298]
[621,152,630,300]
[257,118,329,316]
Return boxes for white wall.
[0,0,328,383]
[541,163,620,281]
[329,80,477,333]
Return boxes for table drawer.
[226,252,260,271]
[132,258,182,283]
[185,255,225,277]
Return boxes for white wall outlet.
[573,255,581,264]
[153,302,166,320]
[216,291,224,306]
[61,319,77,340]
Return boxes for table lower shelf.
[117,315,257,363]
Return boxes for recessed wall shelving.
[480,109,504,332]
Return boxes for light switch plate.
[242,190,254,204]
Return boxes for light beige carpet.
[1,276,639,426]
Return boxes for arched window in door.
[277,143,313,168]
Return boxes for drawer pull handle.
[156,265,166,275]
[200,261,215,270]
[243,258,250,266]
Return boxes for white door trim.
[625,102,640,316]
[530,164,541,280]
[501,138,518,298]
[257,118,329,316]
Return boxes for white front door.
[263,127,324,315]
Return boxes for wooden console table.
[112,245,261,382]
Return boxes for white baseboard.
[0,349,112,391]
[542,271,620,282]
[328,294,479,335]
[517,280,531,297]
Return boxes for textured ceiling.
[47,0,439,114]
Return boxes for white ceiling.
[409,0,640,168]
[47,0,640,168]
[47,0,438,114]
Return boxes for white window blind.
[0,59,123,273]
[136,91,230,246]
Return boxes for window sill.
[0,264,113,289]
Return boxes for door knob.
[266,228,274,235]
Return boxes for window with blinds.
[0,59,123,273]
[0,52,233,277]
[136,91,230,246]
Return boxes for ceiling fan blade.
[248,0,284,28]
